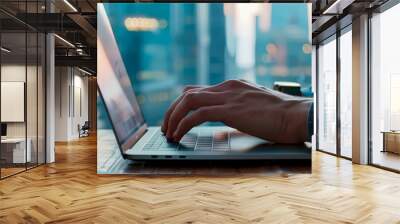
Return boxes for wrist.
[283,100,313,143]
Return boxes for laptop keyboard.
[143,130,230,151]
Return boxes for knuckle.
[183,86,191,92]
[225,79,238,87]
[225,79,243,88]
[183,91,194,100]
[182,92,197,106]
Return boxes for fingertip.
[166,127,174,139]
[173,134,182,143]
[161,124,166,133]
[172,131,179,141]
[166,136,175,143]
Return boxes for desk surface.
[381,131,400,134]
[1,138,26,144]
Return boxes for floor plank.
[1,135,400,223]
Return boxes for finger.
[166,91,225,138]
[183,85,206,92]
[172,105,226,141]
[163,80,242,133]
[162,94,183,133]
[203,79,248,92]
[162,87,203,133]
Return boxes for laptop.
[97,4,310,161]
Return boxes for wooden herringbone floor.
[1,135,400,224]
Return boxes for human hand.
[161,80,312,144]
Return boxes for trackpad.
[214,131,273,152]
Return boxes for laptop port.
[179,156,186,159]
[165,156,172,159]
[151,155,158,158]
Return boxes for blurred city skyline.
[99,3,312,127]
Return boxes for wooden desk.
[382,131,400,154]
[1,138,31,165]
[97,129,311,175]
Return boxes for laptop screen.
[97,4,146,151]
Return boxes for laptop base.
[124,127,311,161]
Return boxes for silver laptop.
[97,4,310,161]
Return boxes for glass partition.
[370,3,400,171]
[317,36,337,154]
[1,30,28,177]
[339,28,352,158]
[0,1,46,179]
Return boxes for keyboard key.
[143,129,232,152]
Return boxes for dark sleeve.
[307,103,314,142]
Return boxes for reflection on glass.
[371,4,400,171]
[1,31,27,177]
[340,30,352,158]
[318,38,337,154]
[98,3,312,127]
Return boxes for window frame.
[315,22,353,160]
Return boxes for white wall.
[54,67,89,141]
[55,67,69,141]
[1,65,26,135]
[1,65,37,137]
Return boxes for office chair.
[79,121,90,138]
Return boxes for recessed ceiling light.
[322,0,353,15]
[1,47,11,53]
[54,34,75,48]
[124,17,162,31]
[78,67,93,76]
[63,0,78,12]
